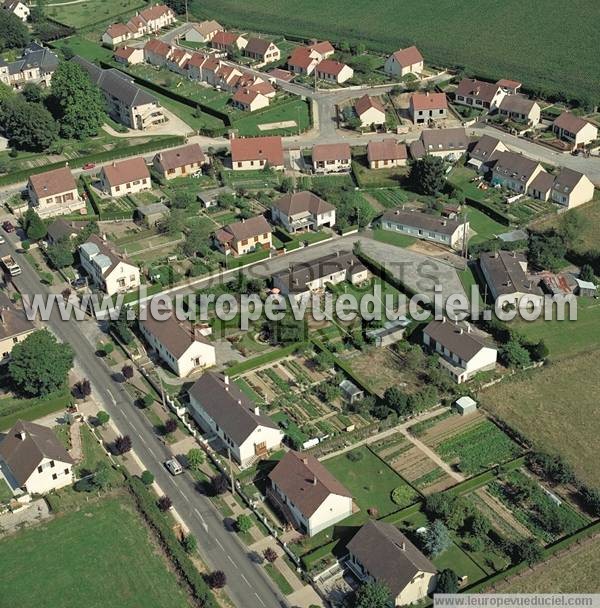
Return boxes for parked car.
[2,221,15,233]
[82,162,96,170]
[164,458,183,476]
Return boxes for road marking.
[227,554,236,566]
[241,574,251,587]
[215,538,224,550]
[106,389,116,405]
[179,489,190,504]
[254,592,266,606]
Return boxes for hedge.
[126,475,218,608]
[0,136,185,187]
[226,342,307,376]
[301,539,338,571]
[465,197,512,227]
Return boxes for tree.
[172,190,195,209]
[0,11,30,48]
[9,329,74,397]
[581,486,600,517]
[166,208,185,235]
[182,225,210,258]
[278,175,294,193]
[409,155,446,195]
[435,569,459,594]
[157,495,172,512]
[384,386,410,416]
[183,534,197,553]
[110,306,134,345]
[0,96,58,151]
[101,342,114,356]
[96,410,110,426]
[528,231,566,272]
[263,547,277,563]
[121,364,134,380]
[46,238,74,268]
[353,580,392,608]
[114,435,132,455]
[514,538,543,566]
[164,418,178,435]
[21,83,44,104]
[424,520,451,556]
[314,350,334,371]
[580,264,595,282]
[236,514,253,534]
[49,62,106,139]
[187,448,205,470]
[528,339,549,362]
[93,461,112,491]
[501,339,531,368]
[211,473,229,495]
[140,393,154,409]
[468,512,491,539]
[29,0,46,23]
[207,570,226,589]
[73,377,91,399]
[559,211,584,249]
[141,470,154,486]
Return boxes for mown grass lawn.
[324,446,418,517]
[52,36,114,62]
[466,206,507,244]
[0,496,192,608]
[371,227,417,249]
[47,0,146,28]
[234,99,312,137]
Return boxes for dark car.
[2,221,15,233]
[71,277,87,288]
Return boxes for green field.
[47,0,147,28]
[0,497,192,608]
[191,0,600,104]
[466,206,507,244]
[52,36,114,62]
[324,446,419,516]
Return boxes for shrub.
[207,570,226,589]
[114,435,132,455]
[183,534,197,554]
[157,495,172,512]
[346,450,363,463]
[140,470,154,486]
[96,410,110,426]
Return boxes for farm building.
[454,396,477,416]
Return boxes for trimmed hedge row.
[0,136,185,187]
[126,474,217,608]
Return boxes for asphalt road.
[0,236,289,608]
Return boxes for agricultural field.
[46,0,146,28]
[480,350,600,487]
[0,497,192,608]
[191,0,600,104]
[368,187,411,209]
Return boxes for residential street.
[0,236,290,608]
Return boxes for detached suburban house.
[454,78,505,110]
[184,20,223,43]
[152,143,207,180]
[347,520,437,606]
[479,250,544,308]
[423,319,498,383]
[491,151,543,193]
[0,421,74,495]
[381,209,468,250]
[244,37,280,64]
[0,292,34,363]
[232,86,270,112]
[139,313,216,377]
[315,59,353,84]
[99,157,151,196]
[467,134,507,172]
[550,168,595,209]
[409,92,448,124]
[188,372,284,467]
[79,234,141,296]
[552,112,598,148]
[211,31,248,53]
[287,46,320,76]
[2,0,30,22]
[312,143,351,174]
[271,191,336,233]
[384,45,424,78]
[268,451,353,537]
[214,215,272,257]
[410,127,469,161]
[114,45,144,66]
[45,218,85,246]
[27,166,85,219]
[354,94,386,127]
[0,43,59,90]
[272,251,368,303]
[497,95,541,126]
[367,139,408,169]
[230,135,284,170]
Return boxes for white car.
[164,458,183,476]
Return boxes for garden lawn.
[466,207,507,244]
[324,446,418,517]
[0,478,12,503]
[0,390,72,432]
[52,36,114,62]
[352,157,407,188]
[47,0,147,28]
[371,227,417,249]
[0,496,192,608]
[234,99,311,137]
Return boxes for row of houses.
[287,40,355,84]
[102,3,177,47]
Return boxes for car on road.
[164,458,183,476]
[82,162,96,170]
[2,221,15,233]
[0,235,5,244]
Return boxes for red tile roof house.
[267,451,353,537]
[454,78,506,110]
[135,3,176,33]
[287,46,320,76]
[243,37,281,64]
[312,143,352,174]
[496,78,522,95]
[354,94,386,128]
[102,4,176,46]
[152,143,207,180]
[232,87,270,112]
[552,112,598,148]
[102,22,136,47]
[230,135,284,171]
[211,31,248,53]
[367,139,408,169]
[144,38,173,67]
[27,167,85,219]
[409,91,448,124]
[384,45,424,78]
[114,45,144,66]
[165,47,192,75]
[497,95,541,127]
[307,40,335,59]
[99,157,151,197]
[315,59,354,84]
[214,215,272,256]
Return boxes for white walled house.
[139,314,215,377]
[354,94,386,128]
[423,319,497,383]
[312,143,351,174]
[268,451,353,537]
[0,292,35,364]
[270,191,336,233]
[230,135,284,171]
[184,20,223,43]
[491,151,544,193]
[99,157,151,197]
[315,59,353,84]
[188,373,283,467]
[384,46,424,78]
[347,520,437,607]
[550,168,595,209]
[497,95,541,126]
[552,112,598,148]
[2,0,30,22]
[214,215,272,257]
[0,421,74,496]
[79,235,140,296]
[27,166,85,219]
[367,139,408,169]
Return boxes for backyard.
[46,0,146,28]
[0,496,193,608]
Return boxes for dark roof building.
[479,250,543,303]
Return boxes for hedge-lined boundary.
[226,341,306,376]
[80,176,134,221]
[0,136,185,187]
[126,474,218,608]
[465,197,512,227]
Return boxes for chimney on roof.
[402,541,406,551]
[17,430,26,441]
[254,406,260,416]
[302,457,308,464]
[224,375,229,385]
